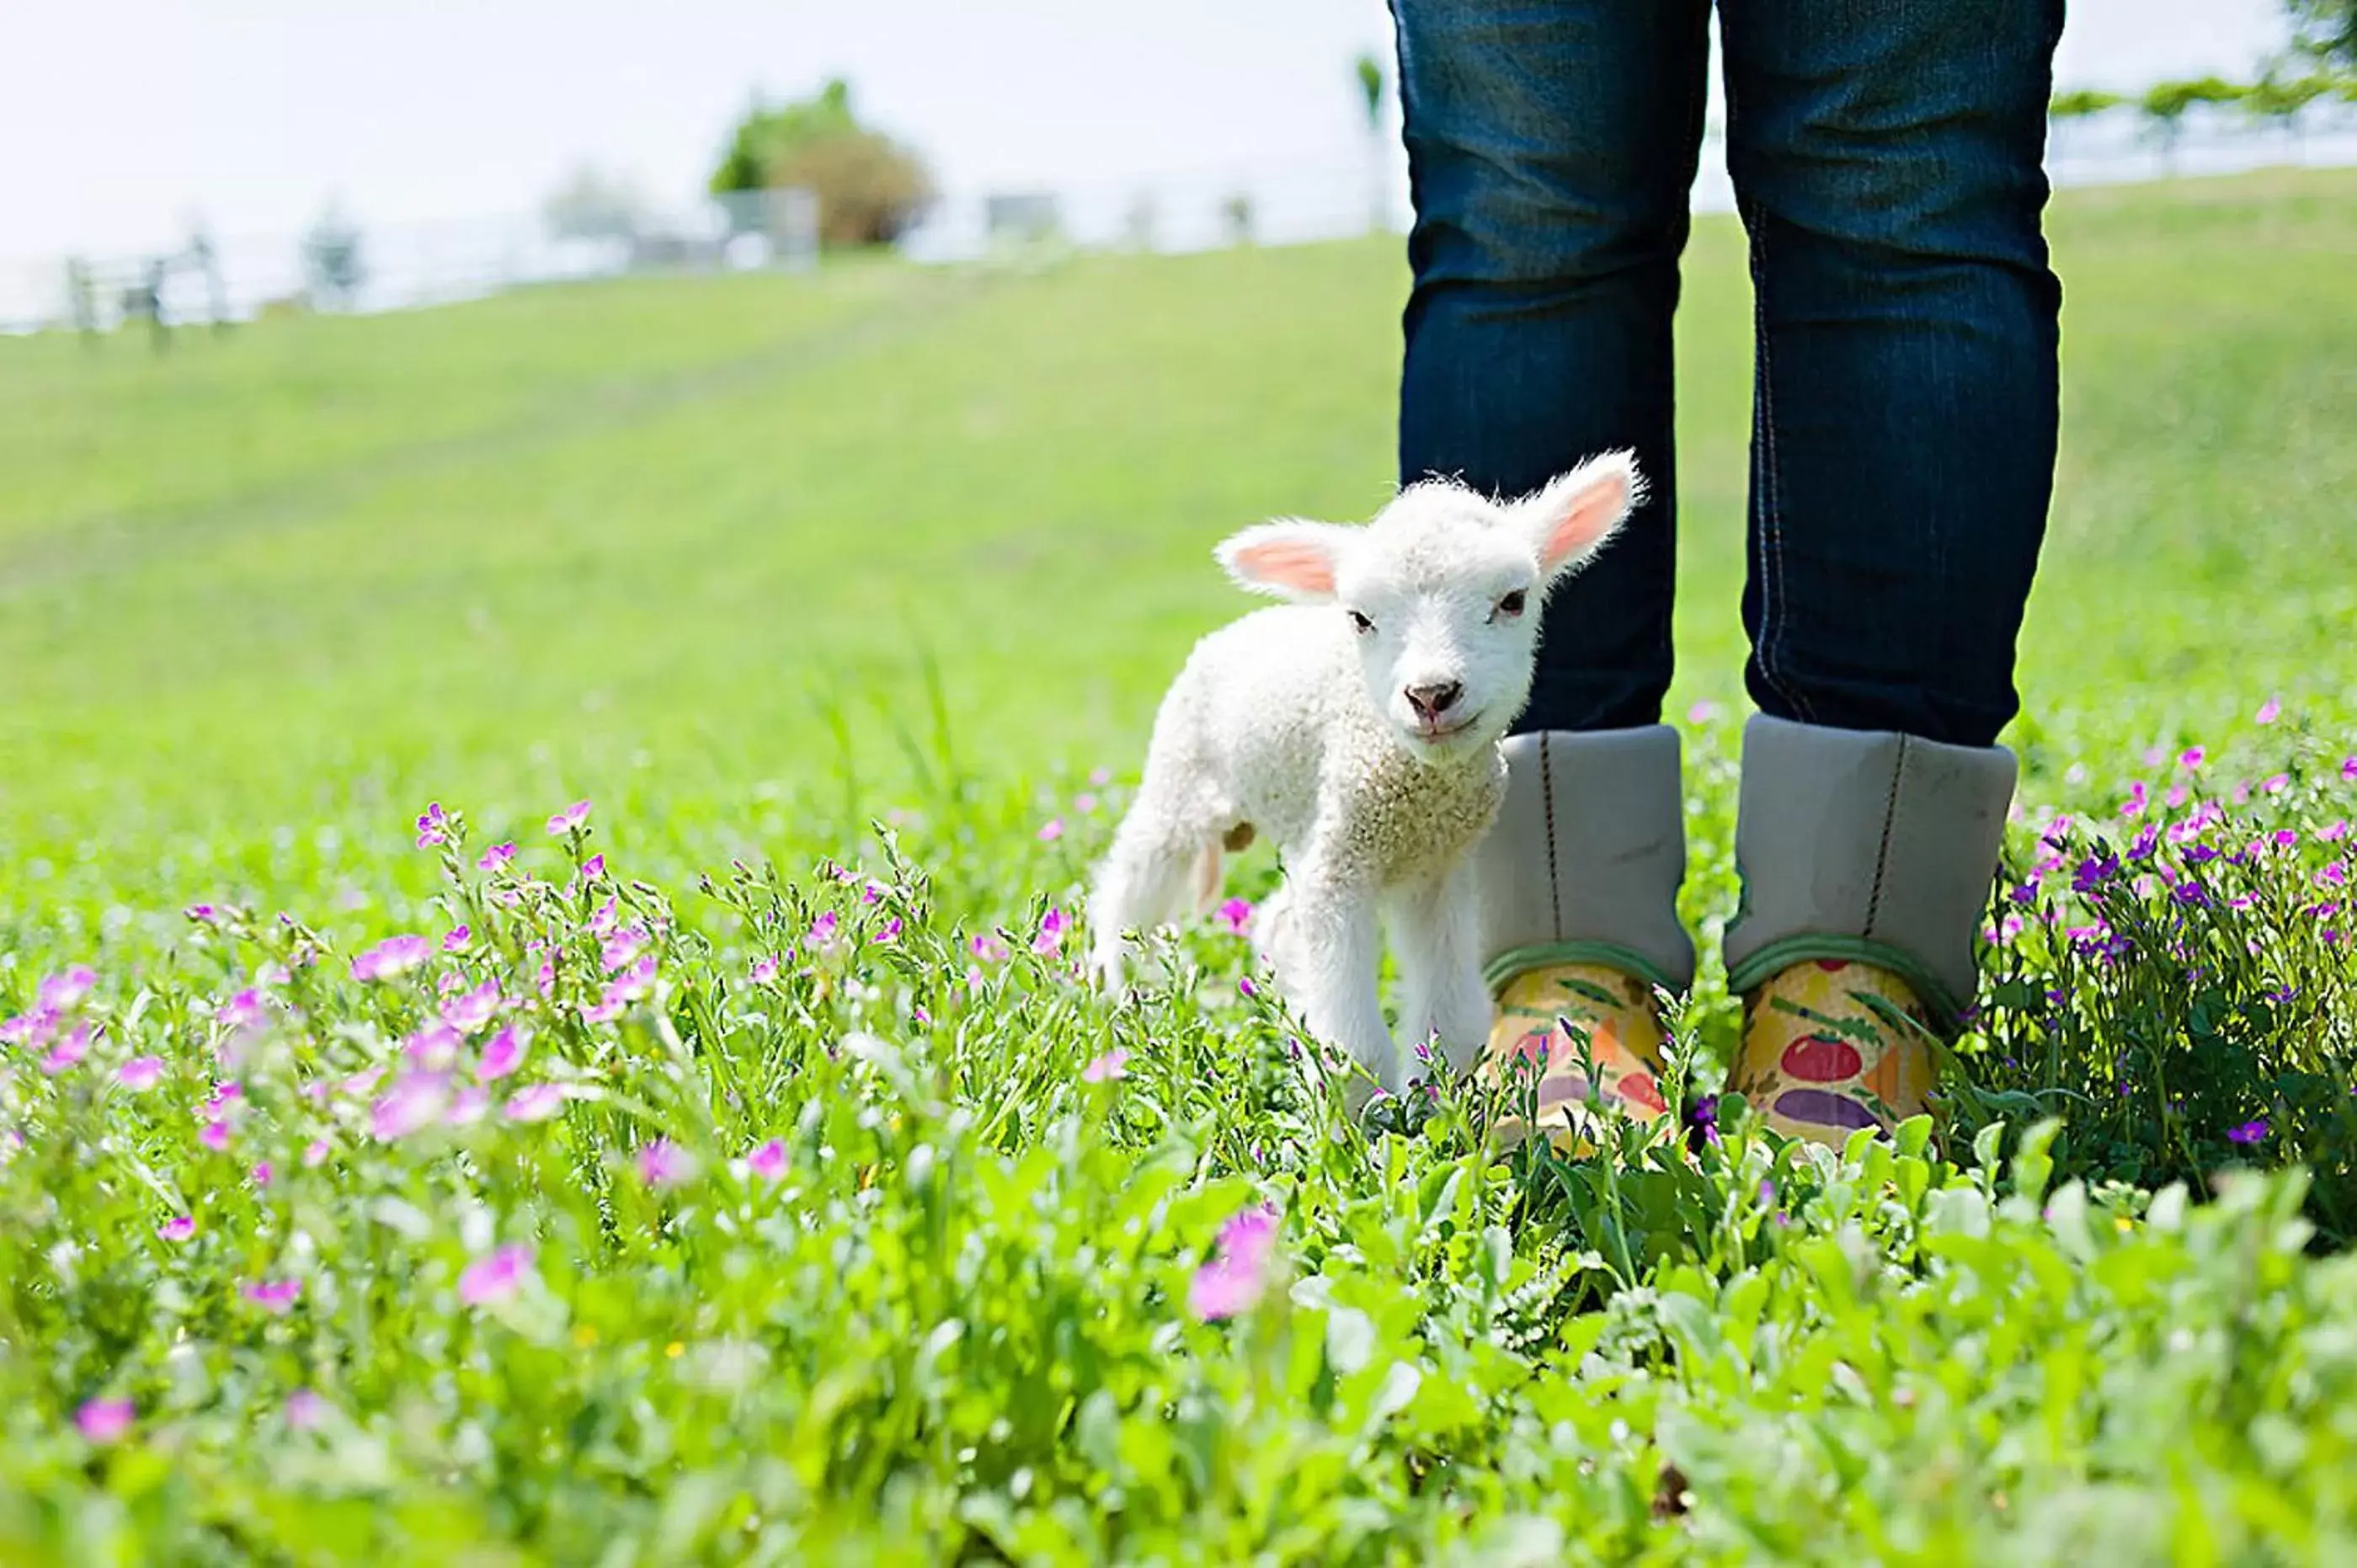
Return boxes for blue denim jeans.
[1393,0,2065,749]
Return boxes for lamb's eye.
[1347,610,1375,635]
[1495,589,1528,619]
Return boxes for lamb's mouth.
[1413,712,1483,744]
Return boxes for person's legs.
[1394,0,1709,735]
[1390,0,1709,1138]
[1716,0,2064,1141]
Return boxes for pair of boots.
[1476,715,2013,1149]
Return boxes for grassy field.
[1,170,2354,1561]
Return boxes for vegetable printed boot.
[1721,716,2018,1147]
[1728,957,1936,1143]
[1470,728,1693,1149]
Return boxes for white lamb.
[1085,453,1641,1108]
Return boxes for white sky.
[0,0,2296,259]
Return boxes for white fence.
[5,103,2352,338]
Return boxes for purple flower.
[441,925,472,953]
[2342,756,2357,783]
[2226,1118,2269,1145]
[750,955,781,985]
[1075,792,1100,813]
[77,1399,134,1444]
[1239,976,1259,1000]
[1189,1205,1280,1322]
[404,1021,461,1069]
[1037,818,1065,843]
[747,1138,788,1181]
[118,1055,164,1091]
[1683,1093,1721,1155]
[477,842,516,872]
[970,933,1009,963]
[601,930,646,973]
[251,1161,274,1187]
[2257,697,2281,725]
[1215,897,1255,935]
[445,1085,490,1125]
[1081,1048,1131,1083]
[415,802,451,849]
[504,1083,566,1123]
[2008,881,2040,908]
[637,1138,696,1188]
[459,1243,534,1306]
[185,902,220,924]
[199,1117,232,1151]
[808,911,841,952]
[244,1277,302,1315]
[371,1071,451,1140]
[351,935,430,984]
[1033,909,1069,956]
[2072,853,2120,893]
[2120,781,2148,818]
[285,1389,327,1431]
[578,853,607,882]
[2262,773,2290,796]
[477,1023,525,1081]
[158,1215,195,1242]
[872,917,903,946]
[546,799,592,836]
[2179,747,2205,771]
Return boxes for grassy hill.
[0,171,2354,1561]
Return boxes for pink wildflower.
[750,955,781,985]
[1037,818,1065,843]
[446,1085,490,1125]
[285,1389,326,1431]
[39,966,98,1011]
[2257,697,2282,725]
[970,933,1009,963]
[371,1071,451,1141]
[1081,1048,1131,1083]
[1189,1206,1281,1322]
[159,1216,195,1242]
[579,995,623,1025]
[414,802,451,848]
[601,929,646,973]
[1089,765,1112,787]
[1033,909,1069,956]
[244,1277,302,1315]
[477,841,516,871]
[251,1161,274,1187]
[443,979,503,1033]
[185,903,221,924]
[77,1399,134,1444]
[747,1138,788,1181]
[1239,976,1259,1000]
[637,1138,696,1188]
[2120,781,2148,818]
[504,1083,566,1123]
[1075,792,1100,813]
[872,917,903,946]
[118,1055,164,1091]
[2179,747,2205,771]
[2263,773,2290,795]
[199,1118,232,1151]
[808,910,841,952]
[404,1021,461,1069]
[442,925,471,953]
[302,1139,330,1168]
[1215,897,1255,934]
[477,1023,524,1080]
[459,1244,534,1306]
[40,1022,92,1074]
[546,800,591,836]
[579,853,606,881]
[351,936,430,983]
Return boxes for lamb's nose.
[1405,681,1463,721]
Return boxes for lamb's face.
[1214,453,1642,764]
[1333,503,1545,760]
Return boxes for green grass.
[1,170,2354,1561]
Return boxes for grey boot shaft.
[1474,726,1696,995]
[1722,714,2017,1028]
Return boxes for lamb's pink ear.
[1516,451,1644,581]
[1214,520,1353,603]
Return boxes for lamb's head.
[1214,453,1640,761]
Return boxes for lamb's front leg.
[1391,858,1492,1084]
[1274,867,1398,1112]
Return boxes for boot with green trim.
[1469,728,1695,1151]
[1721,715,2016,1147]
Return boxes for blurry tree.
[709,79,933,248]
[1354,51,1390,232]
[543,165,647,244]
[301,205,367,310]
[2284,0,2356,68]
[2049,87,2123,120]
[2140,77,2245,170]
[2243,72,2333,150]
